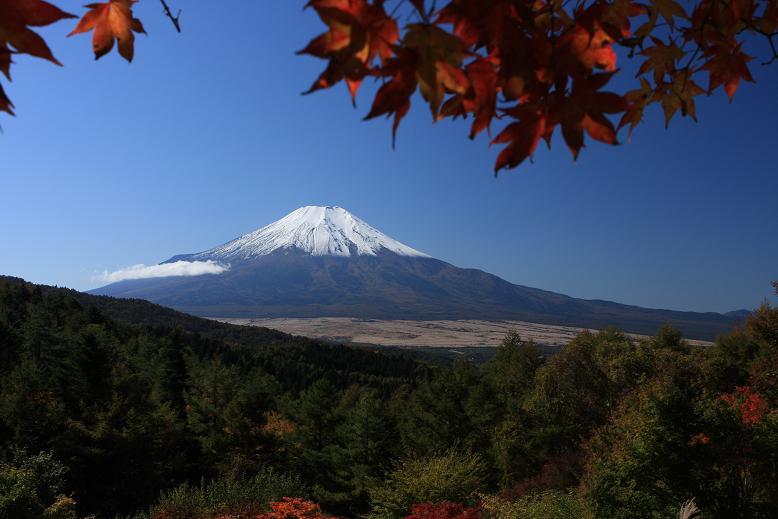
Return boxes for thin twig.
[159,0,182,33]
[679,0,716,94]
[763,34,778,65]
[739,19,778,65]
[390,0,408,19]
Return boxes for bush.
[405,502,480,518]
[480,491,590,519]
[149,467,307,519]
[0,451,76,519]
[257,497,327,518]
[368,450,486,518]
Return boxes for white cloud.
[99,260,229,283]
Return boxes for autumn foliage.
[720,385,770,425]
[68,1,146,62]
[256,498,328,519]
[0,0,776,170]
[0,0,75,114]
[300,0,777,171]
[404,502,482,518]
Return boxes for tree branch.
[159,0,182,33]
[763,34,778,65]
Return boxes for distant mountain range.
[91,206,744,340]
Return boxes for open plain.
[214,317,714,349]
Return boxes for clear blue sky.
[1,1,776,313]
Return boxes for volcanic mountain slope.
[92,206,740,340]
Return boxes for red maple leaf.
[0,0,75,65]
[492,107,548,172]
[364,47,418,145]
[551,72,628,159]
[702,41,754,101]
[300,0,399,101]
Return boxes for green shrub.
[368,450,486,518]
[148,467,307,519]
[480,491,591,519]
[0,451,76,519]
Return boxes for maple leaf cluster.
[1,0,776,172]
[0,0,143,116]
[300,0,778,171]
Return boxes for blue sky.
[0,1,776,313]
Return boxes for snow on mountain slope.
[185,206,429,261]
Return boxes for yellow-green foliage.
[42,495,78,519]
[479,491,591,519]
[368,450,486,518]
[0,452,76,519]
[148,468,307,519]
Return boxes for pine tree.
[332,388,397,514]
[156,329,188,415]
[287,379,342,504]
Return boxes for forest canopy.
[0,276,776,517]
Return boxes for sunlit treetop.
[1,0,776,172]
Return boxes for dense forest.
[0,276,776,518]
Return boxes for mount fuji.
[92,206,739,340]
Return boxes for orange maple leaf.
[68,0,146,62]
[559,23,618,73]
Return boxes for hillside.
[1,275,777,518]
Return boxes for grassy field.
[213,317,714,350]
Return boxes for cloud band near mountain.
[100,260,229,283]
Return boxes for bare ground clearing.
[212,317,713,349]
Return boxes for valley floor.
[212,317,714,349]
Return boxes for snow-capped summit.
[187,206,429,261]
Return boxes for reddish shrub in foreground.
[405,502,481,519]
[720,386,770,425]
[502,451,585,500]
[257,497,327,519]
